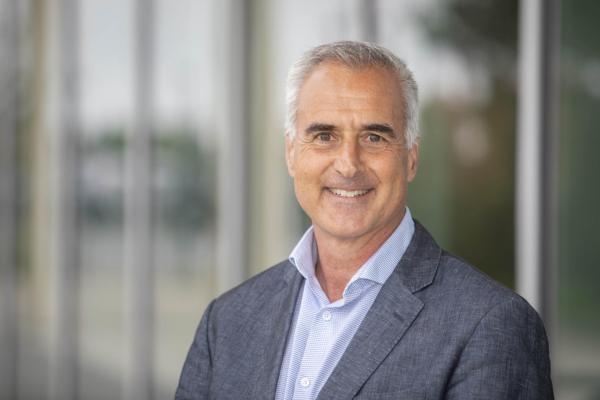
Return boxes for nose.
[333,139,362,178]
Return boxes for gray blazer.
[176,221,554,399]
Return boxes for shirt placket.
[294,307,335,400]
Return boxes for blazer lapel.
[317,221,441,400]
[246,263,304,399]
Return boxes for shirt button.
[322,310,332,321]
[300,377,310,387]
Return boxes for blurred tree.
[80,129,215,233]
[413,0,519,287]
[557,0,600,330]
[155,130,216,233]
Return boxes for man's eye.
[367,134,382,142]
[316,133,332,141]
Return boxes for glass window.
[153,0,217,396]
[555,1,600,398]
[379,0,519,288]
[78,0,133,397]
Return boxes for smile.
[327,188,373,198]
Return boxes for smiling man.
[176,41,554,400]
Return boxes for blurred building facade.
[0,0,599,399]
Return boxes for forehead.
[296,62,404,125]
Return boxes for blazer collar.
[317,220,442,400]
[394,220,442,293]
[244,262,304,399]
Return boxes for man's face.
[286,62,419,244]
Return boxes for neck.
[313,221,400,302]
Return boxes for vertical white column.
[49,0,81,399]
[0,0,20,397]
[516,0,560,320]
[516,0,542,310]
[124,0,156,398]
[516,0,543,311]
[215,0,251,293]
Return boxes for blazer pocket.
[353,390,425,400]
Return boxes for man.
[176,41,553,399]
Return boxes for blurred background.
[1,0,599,399]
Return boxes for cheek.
[293,167,323,198]
[372,161,408,200]
[295,152,330,182]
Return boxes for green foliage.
[413,0,518,288]
[557,0,600,329]
[80,127,216,233]
[420,0,518,78]
[155,130,216,232]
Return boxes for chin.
[318,220,370,241]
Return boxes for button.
[300,377,310,387]
[322,310,332,321]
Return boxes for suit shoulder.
[432,250,538,318]
[211,259,297,313]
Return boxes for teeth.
[329,188,370,198]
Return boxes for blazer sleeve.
[445,296,554,400]
[175,300,215,400]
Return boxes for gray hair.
[285,41,419,149]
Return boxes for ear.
[285,134,296,178]
[406,141,419,182]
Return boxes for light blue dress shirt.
[275,208,415,400]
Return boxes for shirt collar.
[288,226,318,280]
[289,208,415,289]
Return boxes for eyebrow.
[305,123,336,134]
[362,123,395,136]
[303,122,397,137]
